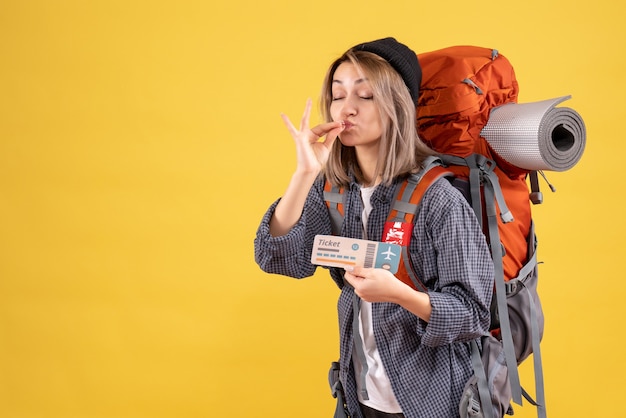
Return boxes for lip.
[342,120,354,129]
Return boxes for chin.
[338,135,357,147]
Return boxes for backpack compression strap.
[505,221,547,418]
[482,179,523,405]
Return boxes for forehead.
[332,61,369,84]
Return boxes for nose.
[339,94,357,118]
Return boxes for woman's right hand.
[281,98,344,175]
[269,99,343,237]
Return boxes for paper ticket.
[311,235,402,274]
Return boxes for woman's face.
[329,62,383,150]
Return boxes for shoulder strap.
[386,157,453,291]
[389,158,452,224]
[323,182,345,236]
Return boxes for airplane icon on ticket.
[381,245,397,261]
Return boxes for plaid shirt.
[254,174,494,418]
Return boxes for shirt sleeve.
[254,176,333,279]
[416,179,495,346]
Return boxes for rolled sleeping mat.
[481,96,586,171]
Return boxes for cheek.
[329,103,341,121]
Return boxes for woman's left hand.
[344,266,432,321]
[343,266,409,303]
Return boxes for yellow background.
[0,0,623,417]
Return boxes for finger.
[351,266,370,278]
[321,127,341,150]
[311,121,344,139]
[343,270,360,288]
[280,113,298,137]
[299,98,312,132]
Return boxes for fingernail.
[344,266,354,272]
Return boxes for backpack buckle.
[505,279,522,296]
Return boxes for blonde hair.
[320,50,435,187]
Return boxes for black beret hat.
[352,37,421,105]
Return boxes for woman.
[254,37,494,418]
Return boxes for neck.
[355,145,380,187]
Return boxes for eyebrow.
[332,78,369,85]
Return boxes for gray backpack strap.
[467,155,485,225]
[443,153,522,403]
[328,361,349,418]
[324,184,345,235]
[440,154,484,225]
[505,222,547,418]
[471,340,495,418]
[529,171,543,205]
[476,154,513,224]
[529,170,557,206]
[483,182,523,405]
[420,155,445,175]
[389,155,444,221]
[441,154,513,225]
[390,175,420,220]
[527,281,547,418]
[351,294,369,401]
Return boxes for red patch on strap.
[382,221,413,247]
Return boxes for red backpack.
[416,46,545,418]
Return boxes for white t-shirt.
[353,185,403,413]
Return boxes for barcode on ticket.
[364,243,376,268]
